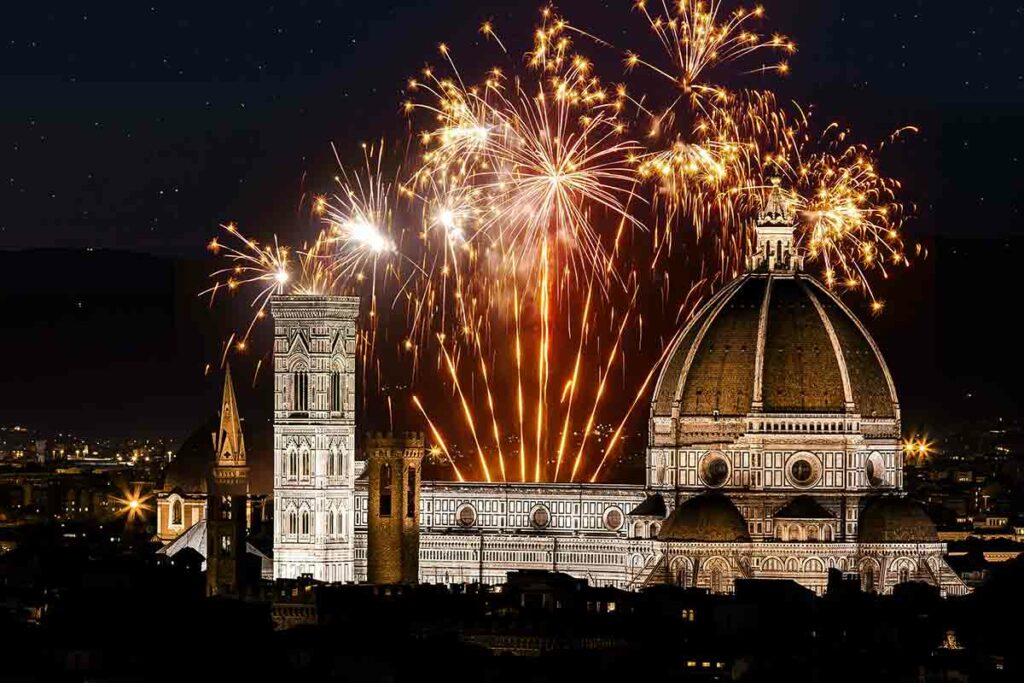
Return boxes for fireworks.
[203,223,294,351]
[766,125,915,305]
[629,0,795,93]
[205,2,918,483]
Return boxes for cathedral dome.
[652,272,898,420]
[160,419,215,493]
[858,496,938,543]
[658,493,751,542]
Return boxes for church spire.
[746,178,803,272]
[214,365,246,467]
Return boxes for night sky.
[2,2,1023,452]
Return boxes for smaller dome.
[628,493,667,518]
[774,495,834,520]
[859,496,937,543]
[658,493,751,542]
[161,420,215,493]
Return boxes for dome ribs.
[762,278,845,413]
[681,277,764,416]
[807,279,898,420]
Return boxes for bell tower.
[272,295,359,583]
[366,432,424,584]
[207,365,250,597]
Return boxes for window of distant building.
[603,506,624,531]
[292,370,309,412]
[406,467,417,518]
[530,505,551,530]
[379,464,393,517]
[220,534,232,556]
[287,448,298,480]
[457,503,477,527]
[170,498,183,526]
[301,449,312,478]
[330,370,342,413]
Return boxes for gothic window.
[337,511,344,536]
[170,499,183,526]
[301,510,311,536]
[898,566,910,584]
[220,534,232,556]
[330,371,342,412]
[301,450,312,478]
[710,567,724,594]
[288,510,298,535]
[862,566,875,593]
[327,511,335,535]
[379,463,393,517]
[406,466,417,518]
[676,563,688,587]
[288,449,298,479]
[292,370,309,412]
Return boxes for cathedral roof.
[774,495,834,519]
[658,493,751,543]
[858,496,938,543]
[628,493,667,518]
[651,272,898,420]
[156,520,269,560]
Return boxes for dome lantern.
[747,178,804,273]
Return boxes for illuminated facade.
[271,296,359,583]
[273,189,968,596]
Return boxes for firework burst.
[204,2,919,484]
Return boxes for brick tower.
[366,432,424,584]
[207,366,250,597]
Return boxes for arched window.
[406,466,417,518]
[330,371,342,412]
[710,567,724,594]
[292,370,309,412]
[301,510,311,536]
[288,449,298,479]
[862,566,875,593]
[379,463,393,517]
[171,499,183,526]
[898,566,910,584]
[337,511,344,536]
[327,448,335,477]
[676,563,688,587]
[288,510,298,535]
[301,450,312,477]
[326,510,335,535]
[823,525,833,542]
[633,521,645,539]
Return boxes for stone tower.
[366,432,424,584]
[271,295,359,582]
[207,366,250,597]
